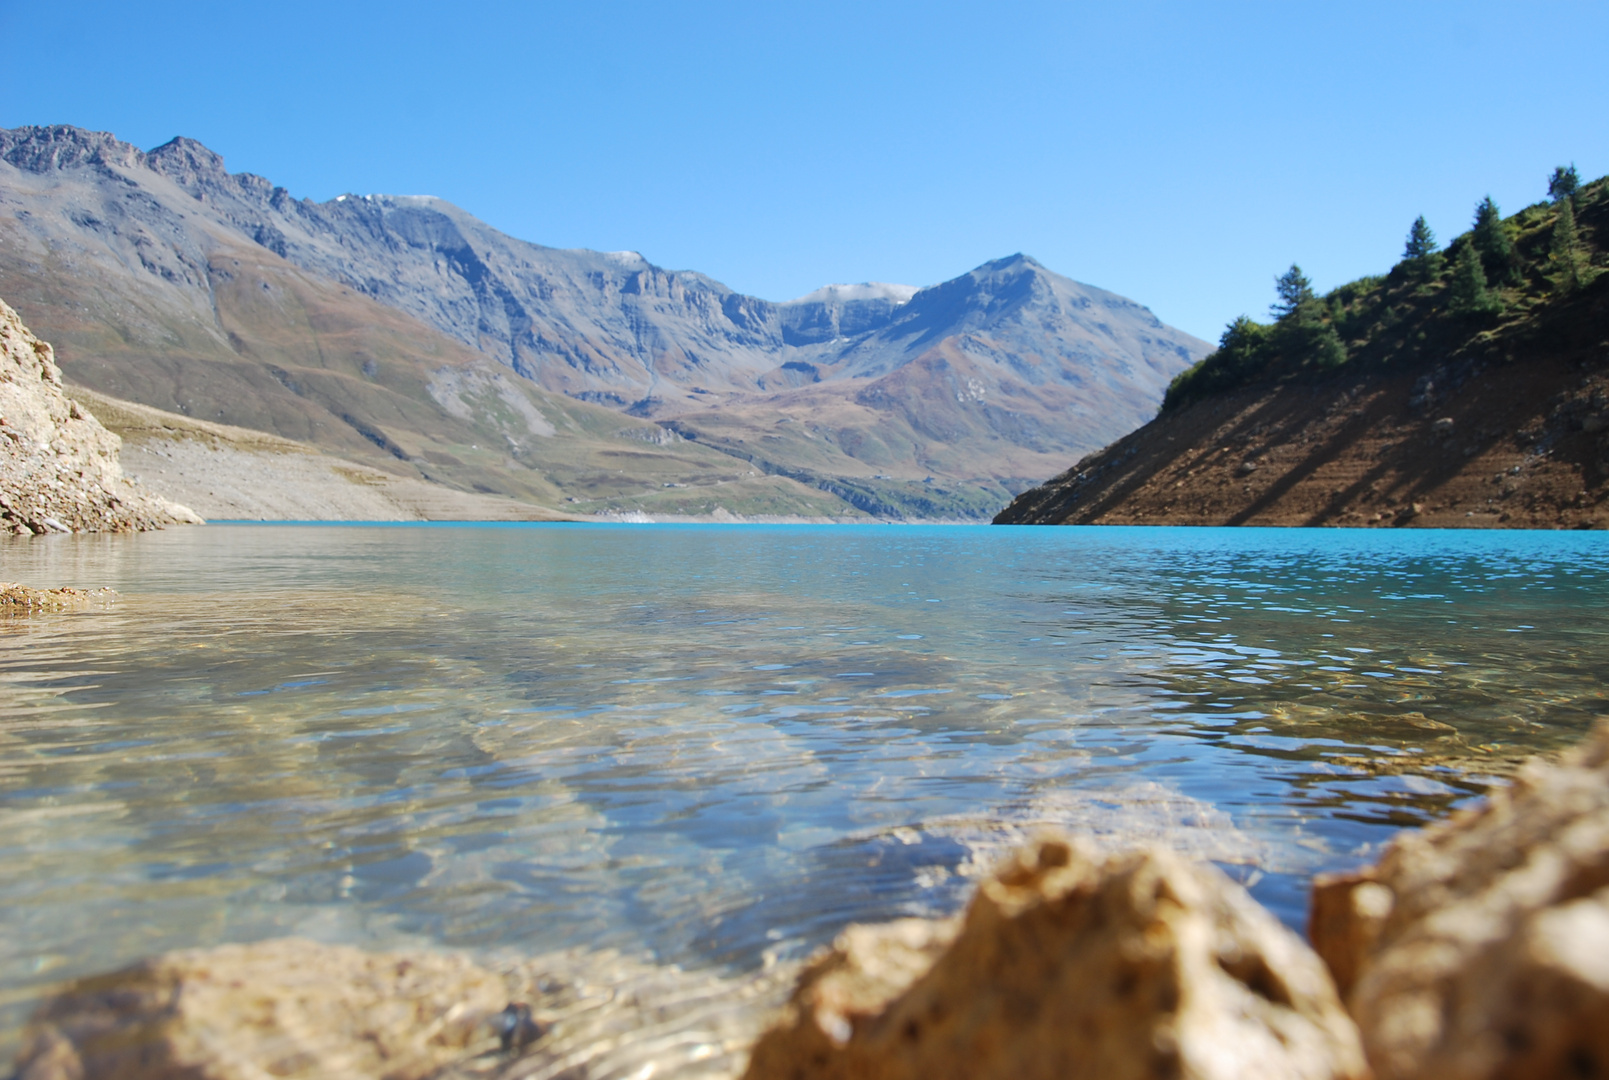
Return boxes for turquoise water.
[2,523,1607,1047]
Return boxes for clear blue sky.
[2,0,1604,341]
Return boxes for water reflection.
[1,524,1605,1055]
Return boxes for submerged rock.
[10,938,796,1080]
[0,582,115,612]
[1311,720,1609,1080]
[13,939,518,1080]
[743,836,1367,1080]
[0,297,198,534]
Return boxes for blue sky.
[2,0,1604,341]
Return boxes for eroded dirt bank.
[998,348,1608,528]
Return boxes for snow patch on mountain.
[786,282,919,306]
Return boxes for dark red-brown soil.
[997,293,1609,529]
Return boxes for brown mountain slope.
[0,199,858,517]
[997,267,1609,529]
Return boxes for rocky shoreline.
[0,299,198,535]
[11,722,1607,1080]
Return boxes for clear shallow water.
[2,523,1607,1050]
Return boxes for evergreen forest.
[1162,167,1606,412]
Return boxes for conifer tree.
[1448,239,1501,316]
[1161,315,1275,412]
[1270,264,1347,368]
[1471,196,1518,284]
[1307,321,1348,368]
[1272,264,1315,320]
[1548,164,1581,204]
[1404,216,1437,260]
[1402,216,1443,283]
[1550,197,1584,292]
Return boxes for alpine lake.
[2,523,1607,1059]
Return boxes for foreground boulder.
[1311,720,1609,1080]
[743,836,1367,1080]
[12,939,521,1080]
[10,937,798,1080]
[0,297,197,534]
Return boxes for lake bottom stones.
[13,723,1609,1080]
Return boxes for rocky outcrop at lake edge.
[12,941,516,1080]
[0,298,198,534]
[11,940,796,1080]
[1311,719,1609,1080]
[743,837,1368,1080]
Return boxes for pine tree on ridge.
[1271,264,1345,368]
[1448,239,1501,317]
[1548,164,1581,204]
[1550,197,1584,292]
[1402,216,1443,284]
[1471,196,1519,285]
[1272,265,1315,321]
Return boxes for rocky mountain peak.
[889,252,1055,333]
[145,136,285,209]
[983,252,1043,271]
[0,124,144,174]
[146,136,231,189]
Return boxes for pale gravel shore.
[120,438,569,523]
[68,386,573,523]
[68,386,937,526]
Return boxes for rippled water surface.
[2,523,1607,1051]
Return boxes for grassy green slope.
[1163,177,1608,412]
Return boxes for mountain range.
[0,124,1209,518]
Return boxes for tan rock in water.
[0,296,198,533]
[1311,721,1609,1080]
[12,939,518,1080]
[11,936,803,1080]
[744,836,1367,1080]
[0,582,115,611]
